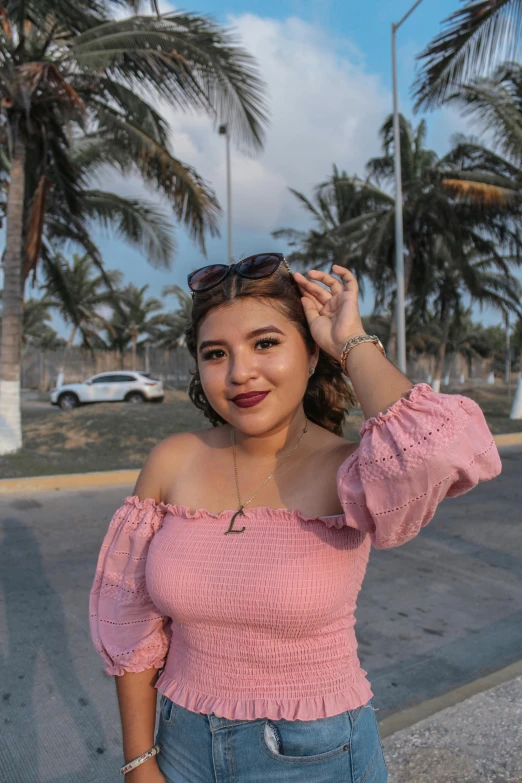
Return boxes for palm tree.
[276,115,522,360]
[426,252,522,389]
[413,0,522,110]
[107,283,168,370]
[154,284,193,349]
[272,165,376,292]
[446,310,507,378]
[42,252,122,381]
[21,306,66,391]
[22,299,54,346]
[512,317,522,375]
[0,0,268,454]
[441,63,522,171]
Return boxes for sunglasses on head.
[187,253,292,294]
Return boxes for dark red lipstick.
[231,391,270,408]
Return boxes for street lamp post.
[392,0,425,374]
[219,123,233,264]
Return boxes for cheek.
[199,364,226,400]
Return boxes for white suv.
[50,371,164,410]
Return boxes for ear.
[310,341,320,371]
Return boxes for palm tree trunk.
[131,332,137,370]
[57,326,77,387]
[0,137,26,455]
[433,312,451,393]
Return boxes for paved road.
[0,446,520,783]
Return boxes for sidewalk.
[382,674,522,782]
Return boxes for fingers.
[305,269,344,296]
[300,295,321,324]
[293,272,331,306]
[304,266,359,295]
[331,265,359,289]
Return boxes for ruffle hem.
[154,670,374,722]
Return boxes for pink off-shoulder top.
[89,384,501,721]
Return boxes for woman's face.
[197,297,318,435]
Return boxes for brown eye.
[256,337,281,350]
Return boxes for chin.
[222,404,294,436]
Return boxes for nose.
[228,350,259,385]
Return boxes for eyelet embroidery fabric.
[89,384,501,719]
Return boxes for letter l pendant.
[225,506,246,534]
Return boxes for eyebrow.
[199,325,285,352]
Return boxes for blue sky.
[21,0,506,336]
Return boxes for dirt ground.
[0,383,520,479]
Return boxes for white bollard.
[443,374,450,386]
[426,374,432,384]
[487,372,495,385]
[510,378,522,420]
[460,373,465,384]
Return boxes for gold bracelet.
[340,334,386,374]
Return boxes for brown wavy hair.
[185,265,357,435]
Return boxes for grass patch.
[0,384,519,479]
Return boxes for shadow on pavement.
[0,516,115,783]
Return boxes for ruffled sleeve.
[89,497,171,675]
[335,383,502,549]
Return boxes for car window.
[93,375,121,383]
[116,374,136,382]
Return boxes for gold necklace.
[225,421,309,535]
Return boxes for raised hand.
[293,265,366,360]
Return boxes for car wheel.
[58,392,79,411]
[125,391,145,404]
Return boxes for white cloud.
[159,13,392,232]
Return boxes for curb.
[0,433,521,496]
[492,432,522,446]
[377,658,522,738]
[0,469,140,495]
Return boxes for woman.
[89,254,501,783]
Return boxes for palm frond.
[440,175,522,205]
[83,190,176,269]
[71,13,269,152]
[413,0,522,110]
[88,103,221,250]
[443,64,522,164]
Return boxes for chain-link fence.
[21,346,194,391]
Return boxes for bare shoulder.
[308,423,359,473]
[133,428,220,502]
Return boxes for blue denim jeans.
[155,695,388,782]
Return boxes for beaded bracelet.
[340,334,385,375]
[120,744,160,775]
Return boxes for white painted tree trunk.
[487,372,495,385]
[510,378,522,420]
[0,379,22,453]
[0,136,26,455]
[432,378,441,393]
